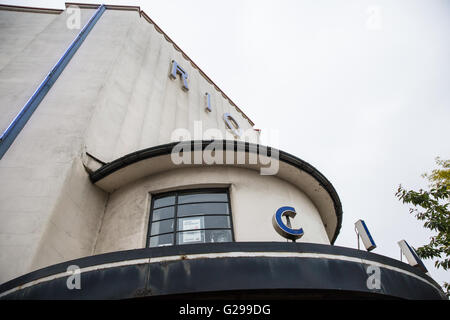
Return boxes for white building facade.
[0,3,445,299]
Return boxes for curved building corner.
[0,3,445,300]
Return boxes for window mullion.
[174,192,179,245]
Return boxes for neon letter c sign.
[272,206,304,241]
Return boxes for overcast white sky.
[2,0,449,288]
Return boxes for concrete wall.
[0,7,256,283]
[82,10,256,163]
[0,8,107,284]
[93,166,330,254]
[0,9,93,135]
[0,6,326,285]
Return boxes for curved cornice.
[89,140,343,244]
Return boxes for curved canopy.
[90,140,343,243]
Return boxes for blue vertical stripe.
[0,4,106,159]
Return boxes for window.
[147,189,234,247]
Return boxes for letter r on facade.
[170,60,189,91]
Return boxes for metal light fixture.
[398,240,428,273]
[354,219,376,251]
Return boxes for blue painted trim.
[0,4,106,159]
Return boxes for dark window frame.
[146,188,235,247]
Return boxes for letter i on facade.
[205,92,212,112]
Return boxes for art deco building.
[0,3,445,299]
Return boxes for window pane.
[149,234,173,247]
[177,203,229,217]
[178,192,228,204]
[177,230,205,245]
[150,219,174,235]
[206,229,232,243]
[153,196,175,208]
[152,206,175,221]
[176,229,232,245]
[178,216,230,231]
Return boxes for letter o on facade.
[223,113,241,138]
